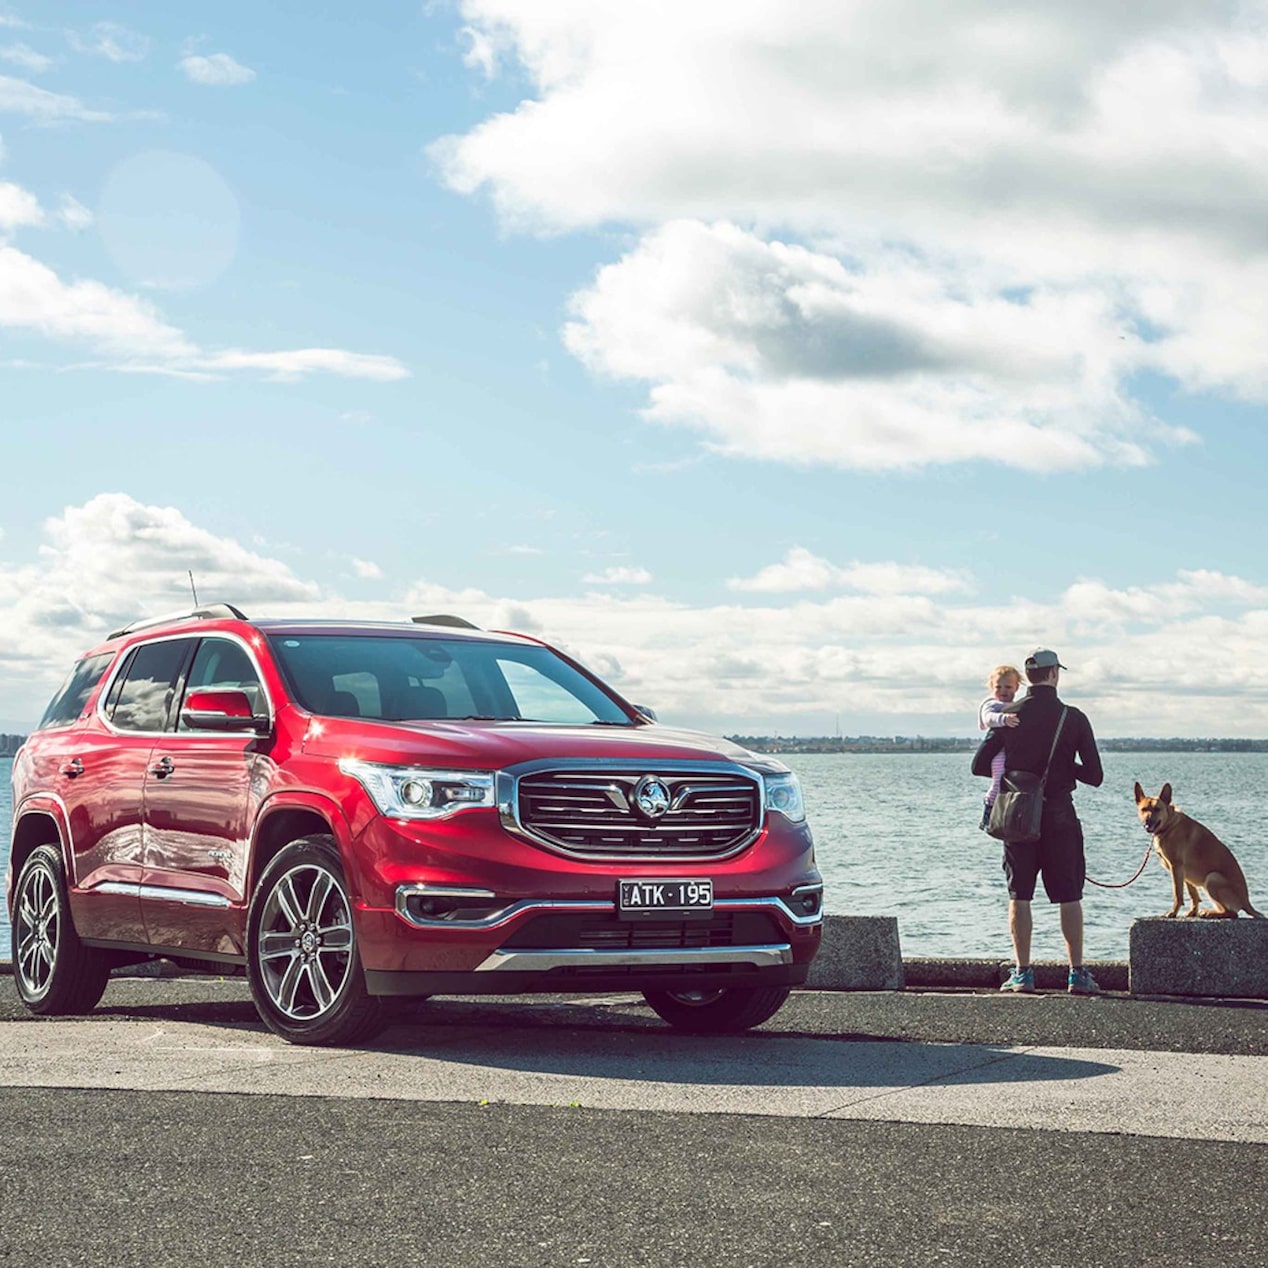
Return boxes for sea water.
[2,751,1265,963]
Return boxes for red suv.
[7,606,822,1045]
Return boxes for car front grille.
[515,768,762,858]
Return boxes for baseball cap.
[1025,647,1067,670]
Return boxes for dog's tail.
[1245,903,1266,920]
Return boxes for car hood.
[302,716,786,773]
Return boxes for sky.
[3,1,1268,740]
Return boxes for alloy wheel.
[255,862,355,1021]
[15,859,59,1001]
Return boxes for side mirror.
[181,689,270,734]
[632,703,658,722]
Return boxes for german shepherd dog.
[1134,783,1264,919]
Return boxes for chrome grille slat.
[516,768,761,859]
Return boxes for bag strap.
[1038,708,1068,790]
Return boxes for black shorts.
[1001,796,1085,903]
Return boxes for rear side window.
[37,653,115,730]
[107,639,195,733]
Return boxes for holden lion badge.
[632,775,671,820]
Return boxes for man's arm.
[1074,712,1104,787]
[972,728,1005,777]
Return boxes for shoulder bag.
[986,708,1068,844]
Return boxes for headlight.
[764,771,806,823]
[339,758,495,820]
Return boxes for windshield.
[267,633,633,725]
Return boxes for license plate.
[618,878,713,919]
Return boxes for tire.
[12,844,111,1015]
[246,835,384,1046]
[642,985,792,1034]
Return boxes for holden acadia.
[7,606,823,1045]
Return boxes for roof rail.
[411,613,480,629]
[107,603,249,640]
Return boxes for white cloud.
[564,220,1193,472]
[436,1,1268,471]
[55,193,91,231]
[0,241,409,381]
[729,548,971,596]
[582,565,653,585]
[0,494,319,714]
[3,495,1268,735]
[0,42,53,73]
[179,53,256,86]
[0,72,111,121]
[351,558,383,579]
[460,25,500,79]
[68,22,149,63]
[0,179,41,230]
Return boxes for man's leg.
[1059,900,1083,968]
[1009,899,1033,967]
[1062,898,1101,993]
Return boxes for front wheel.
[12,844,111,1015]
[246,835,384,1046]
[642,985,791,1034]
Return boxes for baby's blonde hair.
[988,664,1022,690]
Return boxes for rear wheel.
[642,985,791,1033]
[12,845,111,1015]
[246,835,384,1046]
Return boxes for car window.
[177,637,265,729]
[267,634,629,724]
[496,658,606,723]
[108,639,195,733]
[37,652,115,730]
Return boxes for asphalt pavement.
[1,974,1266,1267]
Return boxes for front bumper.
[359,884,822,997]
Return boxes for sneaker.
[1000,967,1035,993]
[1068,967,1102,995]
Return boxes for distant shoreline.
[729,736,1268,755]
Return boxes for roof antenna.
[188,571,200,606]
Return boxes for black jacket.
[972,684,1103,798]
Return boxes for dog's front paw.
[1161,910,1179,919]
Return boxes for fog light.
[792,886,822,916]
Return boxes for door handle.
[149,756,175,778]
[59,758,84,777]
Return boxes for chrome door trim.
[94,881,232,909]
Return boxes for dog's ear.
[1160,783,1172,805]
[1133,782,1145,804]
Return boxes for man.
[972,648,1104,995]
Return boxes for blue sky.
[3,1,1268,739]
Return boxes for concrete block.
[807,914,904,990]
[1129,917,1268,999]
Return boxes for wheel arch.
[8,808,68,904]
[249,798,353,900]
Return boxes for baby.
[978,664,1023,830]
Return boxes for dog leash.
[1086,840,1154,889]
